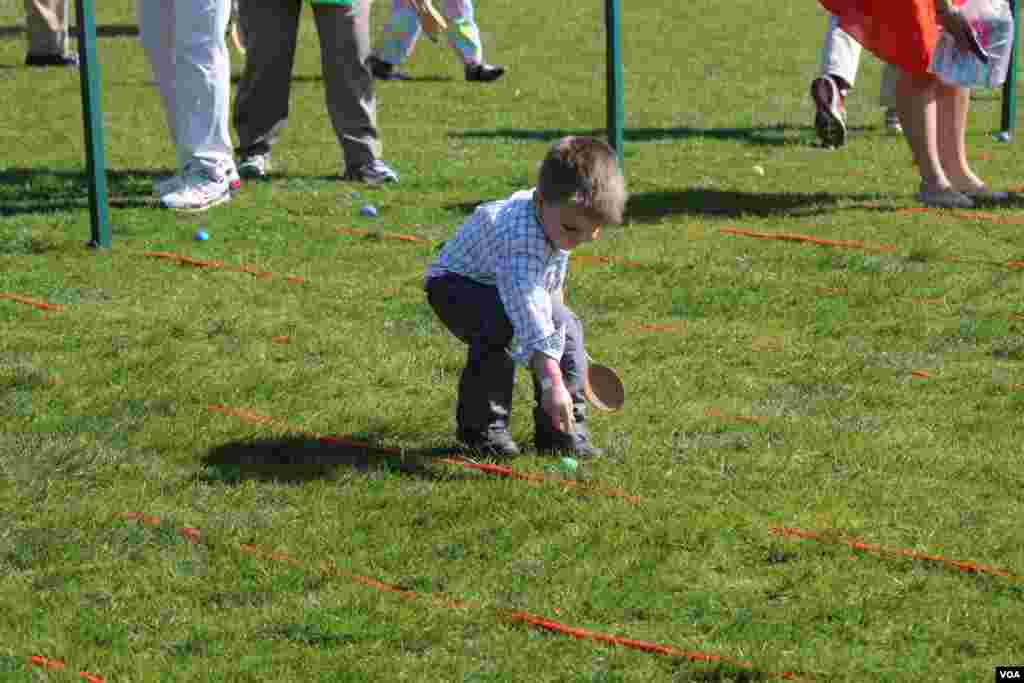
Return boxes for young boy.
[425,136,627,458]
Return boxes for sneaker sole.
[811,78,846,148]
[161,191,232,213]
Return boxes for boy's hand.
[543,382,576,434]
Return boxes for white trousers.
[137,0,234,173]
[818,13,900,108]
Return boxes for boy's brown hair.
[537,136,628,225]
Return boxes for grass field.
[3,1,1024,681]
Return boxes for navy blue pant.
[426,273,588,436]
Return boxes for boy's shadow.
[200,436,471,484]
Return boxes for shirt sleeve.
[495,222,565,367]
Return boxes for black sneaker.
[368,55,411,81]
[465,63,504,83]
[25,52,79,67]
[457,428,521,458]
[810,75,847,148]
[535,428,604,459]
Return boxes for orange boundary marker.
[0,293,64,312]
[206,404,639,504]
[28,655,105,683]
[720,227,897,254]
[336,227,428,244]
[895,207,1024,226]
[143,251,307,284]
[704,407,767,424]
[627,321,687,335]
[769,527,1024,583]
[116,513,806,681]
[910,370,931,379]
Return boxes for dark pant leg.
[426,274,515,434]
[233,0,301,156]
[312,0,381,169]
[532,302,589,434]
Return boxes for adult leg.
[174,0,234,174]
[896,71,972,207]
[818,13,861,90]
[137,0,179,164]
[880,62,902,132]
[445,0,503,81]
[314,0,395,181]
[426,274,518,453]
[233,0,302,160]
[24,0,71,60]
[374,0,422,67]
[936,84,984,191]
[811,14,862,147]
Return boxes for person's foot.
[810,75,847,148]
[457,428,521,458]
[368,55,411,81]
[884,107,902,134]
[154,161,240,196]
[916,183,974,209]
[465,63,505,83]
[238,153,271,180]
[25,52,78,67]
[535,426,604,459]
[160,165,232,212]
[343,159,399,186]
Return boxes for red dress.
[818,0,967,74]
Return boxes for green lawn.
[2,1,1024,681]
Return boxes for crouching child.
[424,136,627,458]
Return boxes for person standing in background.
[809,13,903,148]
[368,0,504,82]
[138,0,240,212]
[232,0,399,185]
[24,0,78,67]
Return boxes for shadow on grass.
[449,124,874,148]
[446,188,881,222]
[0,167,163,216]
[200,437,471,484]
[627,188,881,221]
[0,24,139,39]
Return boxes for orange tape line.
[704,407,767,424]
[627,321,687,335]
[0,293,64,312]
[910,370,931,379]
[336,227,429,244]
[720,227,897,253]
[207,404,639,504]
[769,527,1023,582]
[117,514,804,680]
[29,655,105,682]
[143,251,305,283]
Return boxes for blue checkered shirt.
[425,188,570,366]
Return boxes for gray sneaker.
[343,159,399,186]
[238,153,270,179]
[154,162,240,196]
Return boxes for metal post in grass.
[74,0,111,248]
[605,0,624,167]
[1000,0,1019,138]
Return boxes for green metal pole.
[1000,0,1019,138]
[74,0,111,248]
[605,0,624,167]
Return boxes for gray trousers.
[25,0,69,57]
[426,273,589,436]
[233,0,381,168]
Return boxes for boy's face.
[536,194,601,251]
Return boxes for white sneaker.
[160,166,232,212]
[153,162,240,197]
[238,153,270,179]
